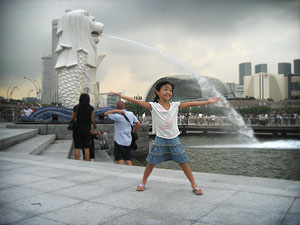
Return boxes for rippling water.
[135,135,300,181]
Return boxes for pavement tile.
[281,214,300,225]
[0,206,32,225]
[92,186,166,210]
[92,176,139,191]
[0,182,13,190]
[138,186,236,221]
[102,210,194,225]
[224,191,295,213]
[42,201,131,225]
[14,216,69,225]
[242,185,299,198]
[61,172,109,183]
[21,178,78,193]
[0,173,48,186]
[0,186,43,203]
[288,198,300,215]
[15,166,75,179]
[199,206,286,225]
[4,193,80,215]
[0,160,28,171]
[52,183,116,200]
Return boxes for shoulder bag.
[123,114,139,151]
[67,105,79,131]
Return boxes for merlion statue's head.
[55,9,104,69]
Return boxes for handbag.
[123,114,139,151]
[67,106,79,131]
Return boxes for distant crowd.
[141,112,300,126]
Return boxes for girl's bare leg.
[179,162,197,189]
[142,163,155,185]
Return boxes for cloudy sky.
[0,0,299,100]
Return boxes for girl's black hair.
[153,80,175,103]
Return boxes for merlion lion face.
[89,16,103,45]
[55,9,104,68]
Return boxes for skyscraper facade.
[52,19,59,103]
[255,64,267,73]
[41,55,53,105]
[244,73,285,101]
[278,62,291,75]
[294,59,300,75]
[239,62,252,85]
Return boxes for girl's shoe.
[136,184,145,191]
[193,187,203,195]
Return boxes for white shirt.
[108,110,138,146]
[24,108,33,117]
[150,102,180,139]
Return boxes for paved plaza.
[0,124,299,225]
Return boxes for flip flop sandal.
[193,187,203,195]
[136,184,145,191]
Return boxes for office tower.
[255,64,267,73]
[239,62,252,85]
[52,19,59,103]
[41,55,53,104]
[278,62,291,75]
[294,59,300,75]
[244,73,285,101]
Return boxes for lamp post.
[6,87,11,99]
[24,77,39,103]
[28,89,34,98]
[9,86,19,99]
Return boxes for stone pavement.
[0,151,299,225]
[0,123,300,225]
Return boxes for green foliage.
[124,102,150,116]
[179,105,225,116]
[236,106,271,114]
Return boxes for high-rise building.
[99,93,121,108]
[278,62,291,75]
[294,59,300,75]
[41,55,53,105]
[239,62,251,85]
[52,19,59,103]
[244,73,285,101]
[255,64,267,73]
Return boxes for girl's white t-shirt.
[149,101,180,139]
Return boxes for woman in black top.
[71,93,97,161]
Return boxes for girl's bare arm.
[179,97,220,109]
[110,92,152,110]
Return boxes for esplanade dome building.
[145,75,234,102]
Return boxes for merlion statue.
[55,9,105,108]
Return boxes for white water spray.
[102,34,257,142]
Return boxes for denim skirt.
[146,136,188,164]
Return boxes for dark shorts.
[114,141,132,161]
[73,132,91,149]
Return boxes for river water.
[134,134,300,181]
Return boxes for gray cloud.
[0,0,299,99]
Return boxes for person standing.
[109,80,219,195]
[71,93,97,161]
[104,101,140,165]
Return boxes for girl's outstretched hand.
[109,91,121,96]
[208,97,220,104]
